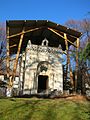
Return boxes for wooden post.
[12,25,25,86]
[64,33,69,91]
[64,33,74,91]
[75,38,80,92]
[6,24,13,97]
[6,25,10,86]
[64,33,69,64]
[48,28,77,48]
[7,27,41,39]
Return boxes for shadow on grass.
[43,104,57,120]
[0,98,90,120]
[71,102,90,120]
[23,100,41,120]
[0,99,41,120]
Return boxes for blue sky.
[0,0,90,24]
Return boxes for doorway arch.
[38,75,48,93]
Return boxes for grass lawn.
[0,97,90,120]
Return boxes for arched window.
[42,38,48,46]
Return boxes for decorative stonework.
[14,38,63,95]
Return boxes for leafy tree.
[65,18,90,94]
[0,22,6,74]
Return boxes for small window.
[42,38,48,46]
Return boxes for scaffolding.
[6,20,82,95]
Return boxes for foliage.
[0,98,90,120]
[0,22,6,73]
[65,18,90,93]
[83,42,90,60]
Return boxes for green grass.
[0,98,90,120]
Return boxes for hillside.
[0,97,90,120]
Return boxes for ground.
[0,95,90,120]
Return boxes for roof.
[6,20,82,55]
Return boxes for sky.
[0,0,90,25]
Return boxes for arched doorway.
[38,75,48,93]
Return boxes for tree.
[0,22,6,74]
[65,18,90,94]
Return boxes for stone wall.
[14,39,63,95]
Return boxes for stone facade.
[14,38,63,95]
